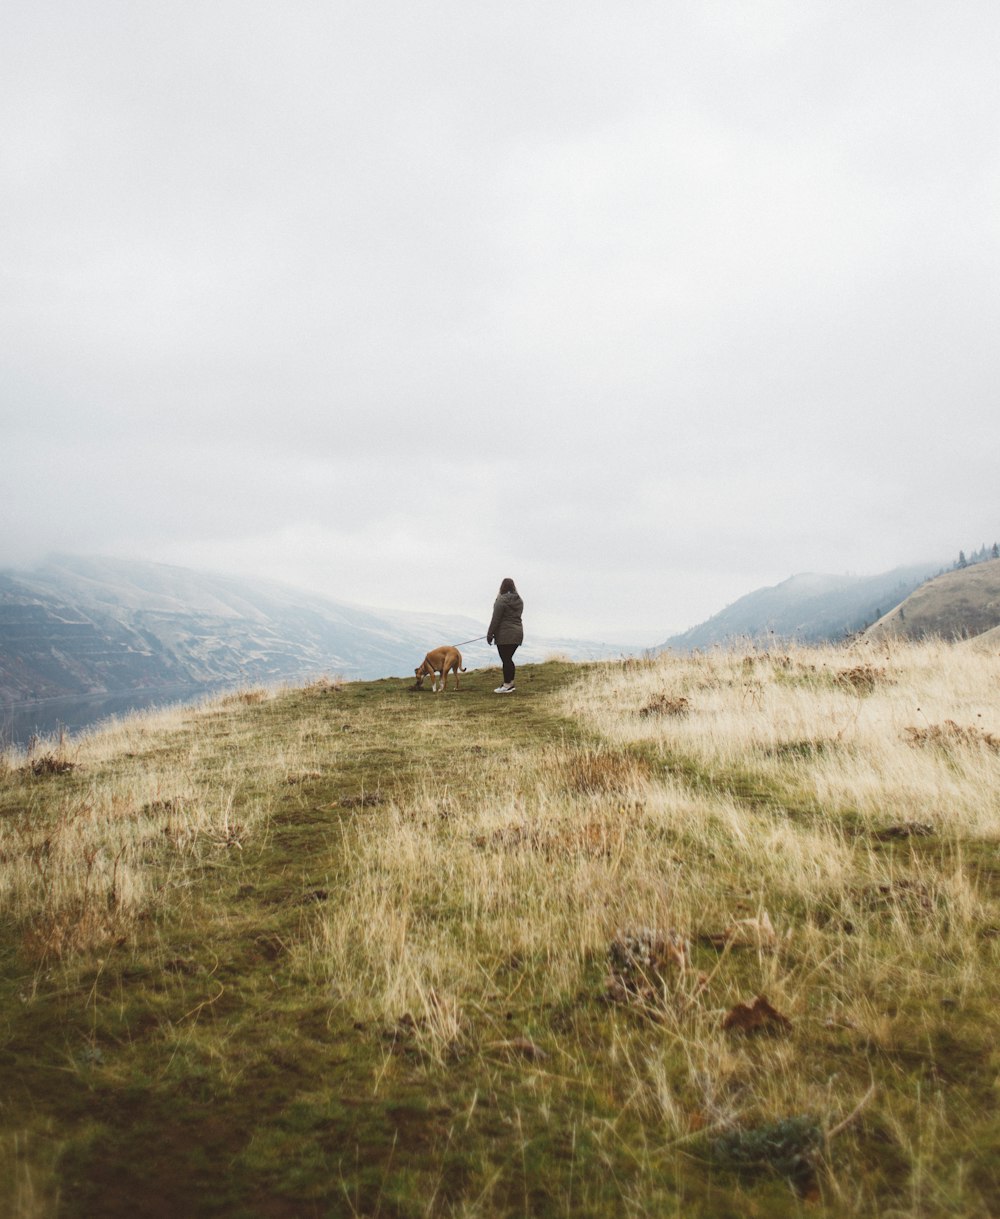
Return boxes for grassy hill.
[2,648,999,1217]
[864,557,1000,643]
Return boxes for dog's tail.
[460,666,467,673]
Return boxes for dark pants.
[497,643,519,685]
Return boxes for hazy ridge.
[661,562,942,651]
[0,555,626,706]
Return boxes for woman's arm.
[486,597,504,645]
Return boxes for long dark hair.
[499,577,517,595]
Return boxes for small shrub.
[835,664,888,694]
[605,927,690,1008]
[638,694,690,719]
[904,720,1000,750]
[22,754,75,777]
[711,1115,822,1195]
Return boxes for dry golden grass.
[295,640,1000,1211]
[0,691,281,962]
[565,639,1000,840]
[2,647,998,1216]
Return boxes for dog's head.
[414,662,429,688]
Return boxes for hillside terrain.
[0,555,622,705]
[863,557,1000,644]
[662,563,939,651]
[969,623,1000,650]
[2,643,998,1217]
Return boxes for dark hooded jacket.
[487,591,524,646]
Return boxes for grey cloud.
[3,2,999,638]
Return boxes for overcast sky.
[3,2,998,642]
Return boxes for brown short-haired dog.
[414,646,465,692]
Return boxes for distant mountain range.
[5,549,998,719]
[0,555,625,705]
[660,562,942,651]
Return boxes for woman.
[486,577,524,694]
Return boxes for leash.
[454,634,488,647]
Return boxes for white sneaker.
[494,682,514,694]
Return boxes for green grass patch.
[2,655,998,1216]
